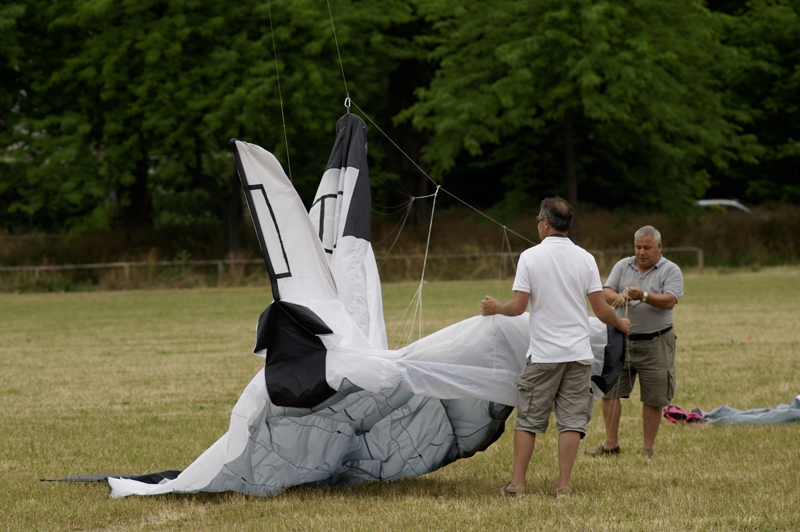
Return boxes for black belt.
[628,326,673,341]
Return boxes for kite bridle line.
[322,2,536,242]
[350,98,534,339]
[329,2,537,344]
[266,0,293,181]
[348,101,536,248]
[326,0,350,102]
[498,227,518,300]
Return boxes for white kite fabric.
[108,115,610,498]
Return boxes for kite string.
[266,0,292,180]
[326,0,349,99]
[605,290,632,431]
[349,99,536,248]
[322,1,534,253]
[410,186,440,343]
[322,4,534,343]
[497,226,518,299]
[322,5,533,346]
[419,186,440,285]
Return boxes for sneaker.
[585,443,621,456]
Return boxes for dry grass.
[2,270,800,531]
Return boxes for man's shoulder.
[519,246,538,260]
[656,256,683,274]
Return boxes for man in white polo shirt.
[480,197,630,497]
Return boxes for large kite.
[107,115,614,498]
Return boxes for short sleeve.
[662,263,684,302]
[511,251,532,293]
[603,259,625,291]
[586,257,603,294]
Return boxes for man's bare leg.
[509,430,536,488]
[642,403,662,452]
[602,398,622,448]
[557,430,581,489]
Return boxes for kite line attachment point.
[344,97,351,114]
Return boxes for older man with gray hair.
[586,225,684,458]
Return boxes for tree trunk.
[189,147,242,257]
[563,108,580,244]
[119,153,153,234]
[387,58,432,228]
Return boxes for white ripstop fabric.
[107,131,609,499]
[309,165,387,350]
[327,314,609,407]
[235,140,337,303]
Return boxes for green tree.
[0,2,27,233]
[403,0,760,242]
[2,0,421,251]
[709,0,800,203]
[0,1,110,235]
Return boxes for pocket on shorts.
[586,388,594,425]
[516,380,535,421]
[667,366,676,401]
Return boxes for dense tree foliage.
[707,0,800,203]
[1,0,418,250]
[1,0,798,248]
[402,0,763,240]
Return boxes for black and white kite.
[107,115,612,498]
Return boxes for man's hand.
[589,291,631,333]
[480,295,499,316]
[624,286,644,301]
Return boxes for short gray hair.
[634,225,662,244]
[539,197,573,232]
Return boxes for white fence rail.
[0,247,703,283]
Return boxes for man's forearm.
[496,300,525,316]
[603,287,622,306]
[595,305,620,328]
[641,292,677,310]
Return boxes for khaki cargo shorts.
[514,359,593,436]
[603,331,676,407]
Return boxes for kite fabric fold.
[591,326,626,394]
[704,395,800,425]
[106,114,615,498]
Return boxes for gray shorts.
[514,360,593,437]
[603,331,676,407]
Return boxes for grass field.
[2,269,800,531]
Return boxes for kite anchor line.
[389,186,441,348]
[496,226,518,299]
[326,0,349,98]
[266,0,292,181]
[320,3,537,347]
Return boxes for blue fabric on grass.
[705,395,800,425]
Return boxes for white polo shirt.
[512,236,603,363]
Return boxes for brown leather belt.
[628,326,673,341]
